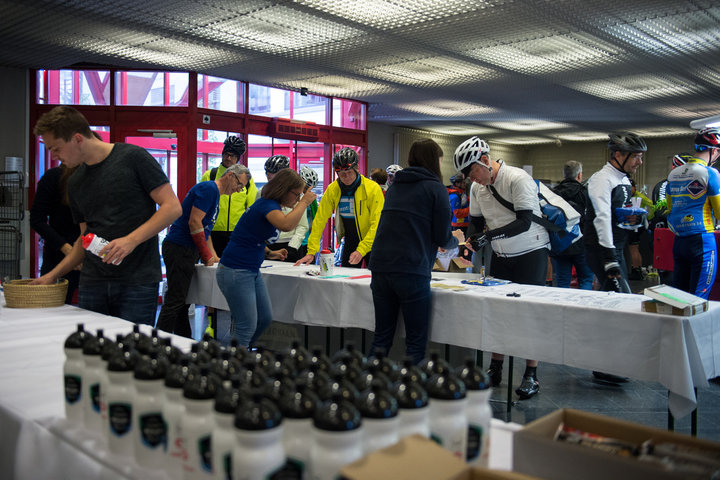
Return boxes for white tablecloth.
[188,261,720,419]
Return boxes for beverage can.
[319,249,333,276]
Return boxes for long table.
[187,261,720,420]
[0,299,516,479]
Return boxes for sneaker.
[592,371,628,384]
[486,364,502,387]
[515,375,539,399]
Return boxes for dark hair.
[34,106,93,141]
[261,169,304,203]
[369,168,387,185]
[408,139,443,179]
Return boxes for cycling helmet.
[222,136,246,158]
[332,147,359,171]
[672,153,692,168]
[694,127,720,152]
[607,132,647,153]
[264,155,290,174]
[453,136,490,174]
[300,165,318,188]
[385,164,403,177]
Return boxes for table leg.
[507,356,514,416]
[325,327,331,356]
[304,326,309,350]
[361,329,366,354]
[340,328,345,350]
[691,388,698,436]
[475,350,483,368]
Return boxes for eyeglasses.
[289,190,302,199]
[232,173,246,189]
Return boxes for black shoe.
[487,365,502,387]
[515,375,539,399]
[592,371,628,384]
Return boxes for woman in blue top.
[217,169,317,347]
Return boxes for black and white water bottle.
[309,394,363,480]
[457,359,492,466]
[427,370,467,459]
[233,392,285,480]
[357,380,399,455]
[63,324,88,426]
[393,374,430,439]
[132,350,168,469]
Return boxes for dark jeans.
[551,251,594,290]
[155,240,199,338]
[370,272,431,364]
[79,281,159,325]
[586,245,631,293]
[491,248,548,286]
[210,230,231,257]
[673,233,717,299]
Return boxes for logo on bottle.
[109,402,132,436]
[139,413,167,449]
[64,375,82,404]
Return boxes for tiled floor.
[180,274,720,444]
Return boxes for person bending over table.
[156,164,248,338]
[216,169,316,347]
[369,139,464,364]
[295,148,384,268]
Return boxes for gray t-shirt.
[68,143,170,285]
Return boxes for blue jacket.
[369,166,458,278]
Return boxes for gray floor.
[177,274,720,444]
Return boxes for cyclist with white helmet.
[261,155,309,263]
[299,165,320,257]
[666,128,720,299]
[200,135,257,256]
[295,147,384,268]
[385,164,403,188]
[454,136,549,400]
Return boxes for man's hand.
[99,236,139,265]
[348,251,363,265]
[30,274,56,286]
[465,234,488,252]
[268,249,288,261]
[294,254,315,266]
[452,229,465,244]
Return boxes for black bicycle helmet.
[264,155,290,174]
[694,127,720,152]
[332,148,359,171]
[607,132,647,153]
[222,136,246,158]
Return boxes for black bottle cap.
[456,359,490,391]
[313,394,362,432]
[278,383,320,419]
[331,342,367,369]
[354,364,392,392]
[310,347,331,372]
[286,341,310,371]
[215,378,242,414]
[82,332,102,356]
[165,357,191,389]
[107,345,138,372]
[234,393,282,430]
[369,349,400,382]
[419,351,451,377]
[399,357,428,385]
[101,337,118,362]
[183,366,216,400]
[357,380,398,419]
[65,323,89,349]
[393,374,429,409]
[426,371,466,400]
[318,373,360,402]
[297,364,331,392]
[134,351,167,380]
[199,333,221,359]
[265,373,295,402]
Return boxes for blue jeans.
[79,282,159,325]
[370,272,431,364]
[551,251,594,290]
[215,264,273,347]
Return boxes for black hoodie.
[369,166,458,278]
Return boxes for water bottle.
[181,366,217,479]
[133,350,168,469]
[98,333,119,439]
[105,345,139,457]
[331,342,366,369]
[212,378,242,480]
[309,394,363,480]
[164,357,190,479]
[277,383,320,478]
[393,374,430,439]
[83,232,122,264]
[398,357,428,385]
[317,372,359,403]
[427,370,467,459]
[233,393,285,480]
[285,341,310,371]
[457,359,492,467]
[419,351,451,378]
[368,349,399,382]
[82,329,104,437]
[63,324,89,426]
[357,380,399,455]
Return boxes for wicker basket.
[3,279,68,308]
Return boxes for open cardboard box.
[340,434,537,480]
[433,257,474,273]
[513,409,720,480]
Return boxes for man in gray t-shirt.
[32,106,182,325]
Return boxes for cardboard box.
[513,409,720,480]
[643,284,708,316]
[434,257,474,272]
[642,299,708,317]
[341,434,536,480]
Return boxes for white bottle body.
[133,378,167,469]
[361,417,399,455]
[397,406,430,439]
[105,370,136,457]
[211,411,235,480]
[82,354,103,435]
[233,426,286,480]
[429,397,468,459]
[163,387,185,478]
[466,389,492,467]
[63,348,85,426]
[98,361,110,439]
[309,427,364,480]
[281,417,313,478]
[181,397,215,479]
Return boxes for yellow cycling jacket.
[307,174,385,257]
[200,165,258,231]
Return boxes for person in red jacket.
[448,173,469,234]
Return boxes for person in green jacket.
[299,165,320,257]
[295,148,384,268]
[200,136,256,256]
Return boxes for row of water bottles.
[64,324,492,479]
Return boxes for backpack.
[488,180,582,255]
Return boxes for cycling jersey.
[667,157,720,236]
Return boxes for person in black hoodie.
[551,160,594,289]
[368,139,465,363]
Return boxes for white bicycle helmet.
[265,155,290,174]
[300,165,319,188]
[385,164,403,177]
[453,136,490,174]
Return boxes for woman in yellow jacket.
[295,148,385,267]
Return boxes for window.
[197,75,244,113]
[249,84,329,125]
[36,70,110,105]
[115,71,189,106]
[333,98,366,130]
[196,129,242,183]
[247,135,291,190]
